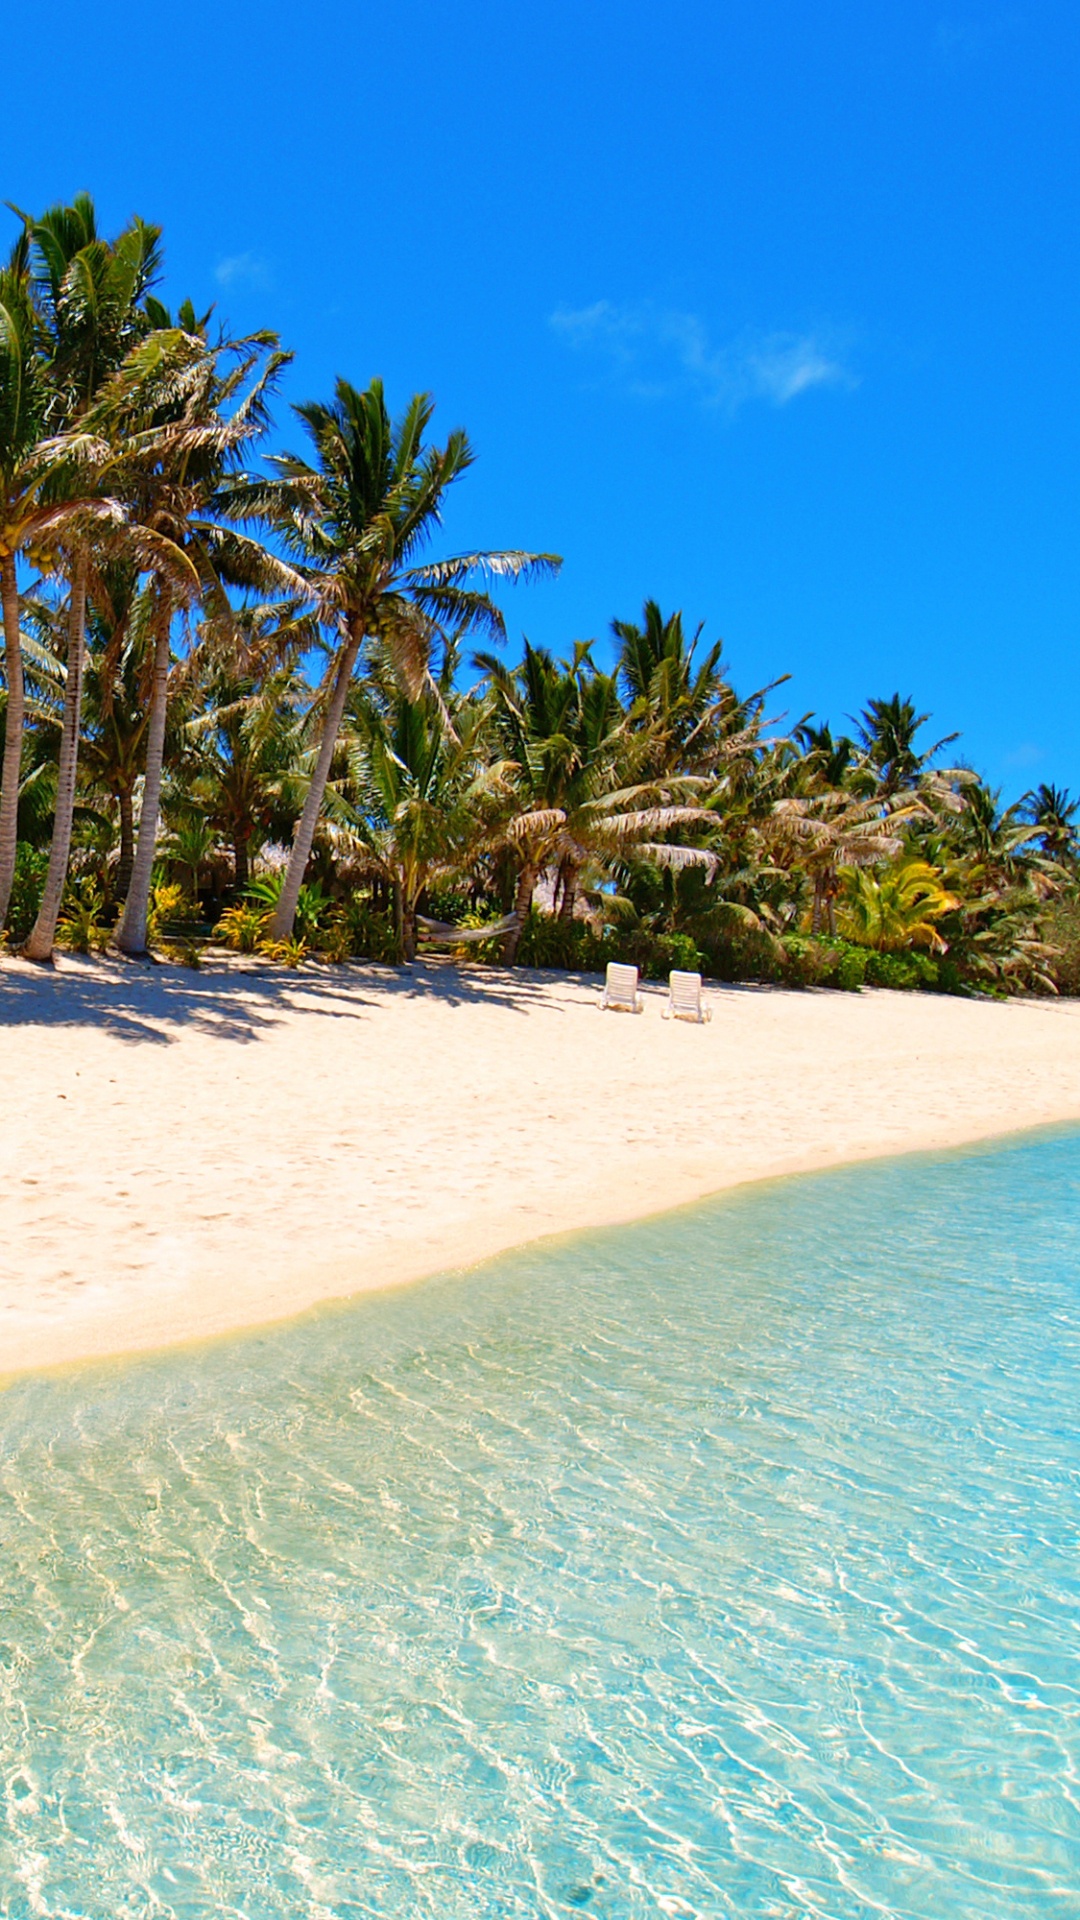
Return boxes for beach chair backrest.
[603,961,640,1009]
[669,969,703,1018]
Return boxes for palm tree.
[855,693,960,796]
[107,323,294,954]
[22,198,167,960]
[182,634,310,892]
[0,248,119,926]
[229,376,559,941]
[951,781,1048,891]
[768,788,919,934]
[793,719,860,790]
[478,639,715,960]
[1023,782,1079,863]
[78,568,161,904]
[839,860,959,952]
[613,600,723,763]
[343,668,499,960]
[476,641,618,948]
[26,195,163,422]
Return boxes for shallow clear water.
[2,1133,1079,1919]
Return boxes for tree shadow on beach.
[0,952,579,1045]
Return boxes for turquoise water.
[2,1134,1079,1918]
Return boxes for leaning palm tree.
[229,376,559,940]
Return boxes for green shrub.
[863,950,941,991]
[777,931,966,995]
[1041,893,1080,996]
[778,934,867,990]
[214,902,269,953]
[4,844,49,943]
[707,926,785,984]
[245,873,330,942]
[515,912,707,980]
[517,911,612,972]
[423,885,474,925]
[147,881,190,941]
[330,896,401,963]
[834,944,869,991]
[260,934,309,969]
[781,934,835,988]
[57,880,109,954]
[622,928,706,980]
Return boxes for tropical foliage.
[1,195,1077,998]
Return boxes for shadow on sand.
[0,952,583,1045]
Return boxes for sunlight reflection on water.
[2,1130,1079,1917]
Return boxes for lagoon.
[2,1133,1078,1916]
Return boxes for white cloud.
[934,12,1019,65]
[214,251,271,291]
[550,301,853,413]
[1004,741,1043,769]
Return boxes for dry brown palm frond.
[36,429,114,469]
[584,776,714,810]
[593,804,716,838]
[22,495,126,546]
[506,806,568,840]
[631,842,720,873]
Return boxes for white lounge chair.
[601,961,643,1013]
[663,969,711,1024]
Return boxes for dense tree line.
[2,197,1077,994]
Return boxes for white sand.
[3,953,1080,1380]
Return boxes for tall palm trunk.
[233,830,250,893]
[402,895,417,963]
[24,553,90,960]
[0,552,25,927]
[558,860,579,923]
[391,876,404,959]
[269,623,362,940]
[115,786,135,902]
[501,860,537,964]
[116,612,171,955]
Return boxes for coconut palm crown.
[229,376,560,939]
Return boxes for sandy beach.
[3,953,1080,1380]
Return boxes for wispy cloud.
[934,11,1020,66]
[550,301,854,413]
[1004,741,1043,770]
[214,251,271,291]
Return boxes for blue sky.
[4,1,1078,793]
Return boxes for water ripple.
[2,1130,1080,1915]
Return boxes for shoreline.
[4,954,1080,1385]
[8,1113,1075,1396]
